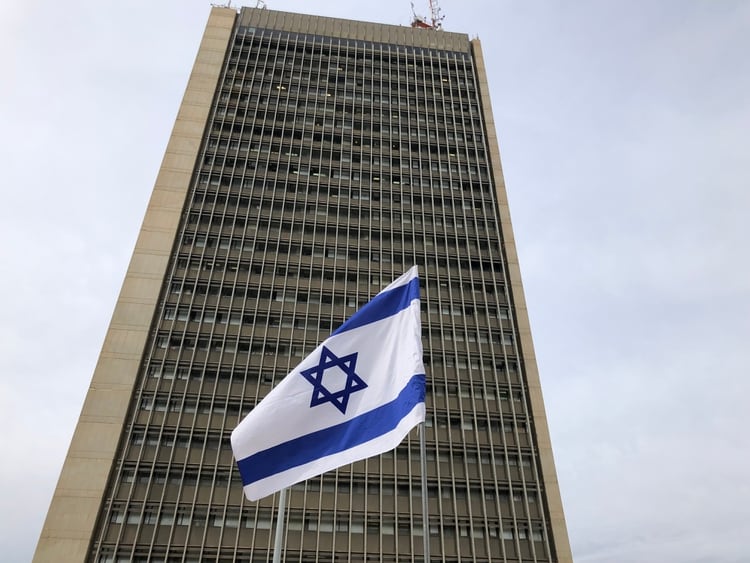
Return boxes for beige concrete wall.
[471,39,574,563]
[239,7,470,52]
[32,7,237,562]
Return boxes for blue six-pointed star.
[299,345,368,414]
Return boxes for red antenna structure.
[410,0,445,30]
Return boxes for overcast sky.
[2,1,749,561]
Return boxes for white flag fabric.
[231,266,426,501]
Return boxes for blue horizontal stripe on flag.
[236,373,426,487]
[331,276,420,337]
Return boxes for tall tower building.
[35,6,571,563]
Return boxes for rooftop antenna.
[255,0,267,8]
[410,0,444,30]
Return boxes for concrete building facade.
[35,6,571,562]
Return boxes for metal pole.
[419,422,430,562]
[272,487,288,563]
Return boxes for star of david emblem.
[299,345,368,414]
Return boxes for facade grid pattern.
[79,8,566,563]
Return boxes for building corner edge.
[470,38,574,563]
[32,7,237,562]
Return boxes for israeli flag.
[231,266,426,501]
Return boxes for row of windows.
[182,226,498,257]
[166,278,505,314]
[96,556,536,563]
[290,480,538,503]
[120,460,537,492]
[226,67,475,97]
[99,557,509,563]
[141,372,526,416]
[129,427,533,465]
[138,391,527,435]
[221,79,480,119]
[212,119,484,155]
[226,56,475,79]
[210,124,488,169]
[127,432,536,481]
[215,100,481,136]
[139,395,245,417]
[110,506,543,542]
[170,258,508,298]
[178,241,505,278]
[165,295,500,320]
[206,131,486,163]
[193,179,495,215]
[145,362,523,393]
[120,468,229,487]
[130,431,225,452]
[152,335,517,372]
[203,155,489,186]
[173,260,503,297]
[223,56,478,97]
[142,375,526,415]
[188,214,493,243]
[426,414,529,435]
[168,279,509,320]
[177,253,494,278]
[110,505,543,548]
[160,308,340,335]
[205,141,487,176]
[211,115,485,157]
[189,239,494,263]
[193,180,494,211]
[119,467,538,511]
[433,382,523,404]
[217,92,483,127]
[205,124,487,163]
[140,390,527,428]
[161,309,513,352]
[164,295,354,319]
[164,301,506,336]
[162,304,510,336]
[185,204,496,240]
[230,41,473,77]
[220,71,479,106]
[234,28,472,65]
[205,143,486,176]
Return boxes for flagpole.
[419,422,430,562]
[272,487,288,563]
